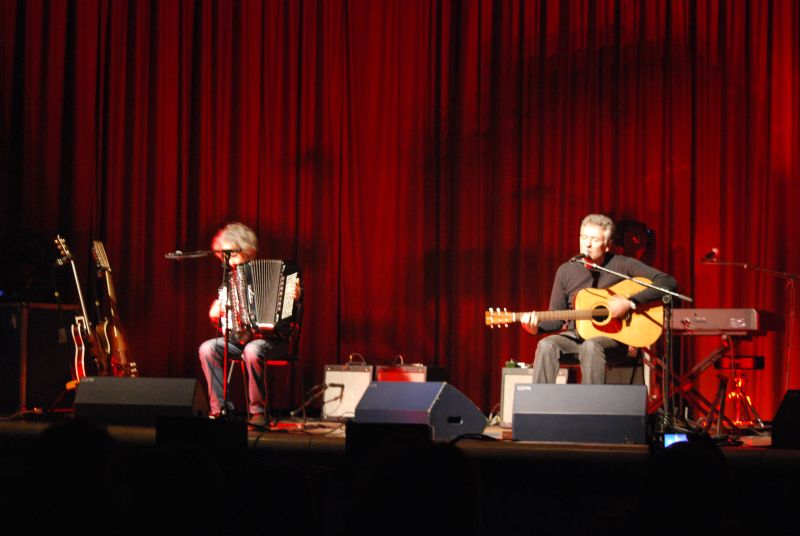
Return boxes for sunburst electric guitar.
[92,240,139,377]
[485,278,664,348]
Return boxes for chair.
[226,303,304,420]
[557,345,650,389]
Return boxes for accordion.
[220,259,301,344]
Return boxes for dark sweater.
[539,253,678,333]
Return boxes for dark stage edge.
[1,417,799,535]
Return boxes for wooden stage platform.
[1,414,798,535]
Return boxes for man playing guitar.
[521,214,678,384]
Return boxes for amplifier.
[322,363,373,420]
[500,368,535,427]
[376,364,426,382]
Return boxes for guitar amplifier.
[500,367,535,427]
[0,302,79,413]
[376,364,427,382]
[322,363,373,420]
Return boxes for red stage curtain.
[1,0,798,417]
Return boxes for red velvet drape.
[1,0,798,417]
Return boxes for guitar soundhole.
[591,307,610,322]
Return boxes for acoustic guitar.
[92,240,139,377]
[485,277,664,348]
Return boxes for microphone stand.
[219,251,233,419]
[701,256,800,394]
[165,247,241,418]
[573,256,693,433]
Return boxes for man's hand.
[291,279,302,300]
[607,295,633,319]
[208,299,222,325]
[520,311,538,335]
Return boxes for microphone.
[700,247,720,263]
[164,250,213,260]
[569,253,587,263]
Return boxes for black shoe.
[248,413,267,428]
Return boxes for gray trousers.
[532,330,630,384]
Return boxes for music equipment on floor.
[54,235,108,379]
[91,240,138,377]
[511,384,647,444]
[500,367,535,427]
[670,308,781,335]
[375,363,427,382]
[74,377,209,426]
[220,259,301,344]
[322,360,374,420]
[772,391,800,449]
[353,381,487,441]
[0,302,79,413]
[485,277,664,347]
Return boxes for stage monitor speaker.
[512,384,647,444]
[772,390,800,449]
[74,377,209,426]
[353,381,487,441]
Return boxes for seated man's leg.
[198,337,244,415]
[242,338,288,416]
[578,337,629,384]
[532,332,582,383]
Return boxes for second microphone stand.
[573,256,693,434]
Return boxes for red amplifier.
[376,364,427,382]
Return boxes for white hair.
[212,222,258,257]
[580,214,615,242]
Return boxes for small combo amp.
[321,362,374,420]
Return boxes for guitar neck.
[504,309,599,323]
[69,260,93,327]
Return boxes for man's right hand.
[520,311,538,335]
[209,299,222,325]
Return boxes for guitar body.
[92,241,138,377]
[71,316,104,378]
[485,277,664,348]
[97,316,137,377]
[572,278,664,347]
[70,320,87,380]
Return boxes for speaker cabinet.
[773,390,800,449]
[0,302,78,413]
[75,377,209,426]
[512,384,647,444]
[353,381,487,441]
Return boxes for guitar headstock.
[54,235,74,266]
[485,307,513,328]
[92,240,111,272]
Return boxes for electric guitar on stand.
[92,240,139,377]
[485,278,664,348]
[54,235,109,384]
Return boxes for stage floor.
[1,415,798,535]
